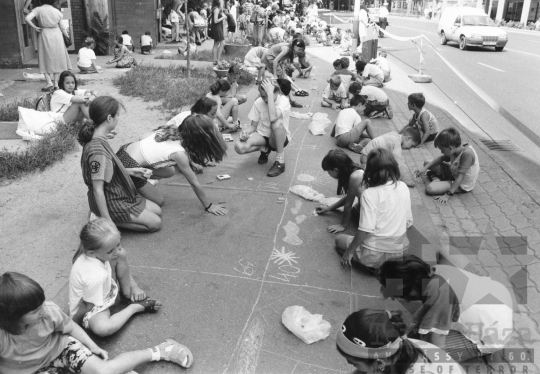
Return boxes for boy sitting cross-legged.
[416,127,480,205]
[399,92,439,145]
[322,76,348,110]
[235,79,291,178]
[359,127,421,187]
[331,95,375,152]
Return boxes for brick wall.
[70,0,87,52]
[114,0,157,50]
[0,2,23,68]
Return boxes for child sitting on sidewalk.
[356,60,384,88]
[335,148,413,270]
[349,81,392,119]
[0,272,193,373]
[370,51,391,82]
[235,79,291,177]
[331,57,357,93]
[121,30,134,51]
[359,128,421,187]
[331,95,374,151]
[322,76,348,110]
[206,79,241,131]
[399,92,439,145]
[223,65,248,106]
[77,37,101,74]
[69,219,160,337]
[416,127,480,205]
[140,31,154,54]
[316,149,364,234]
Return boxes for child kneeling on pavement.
[335,148,413,270]
[349,81,393,119]
[322,76,348,110]
[235,79,291,177]
[416,127,480,205]
[359,127,421,187]
[0,271,193,374]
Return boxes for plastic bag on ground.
[290,112,312,120]
[289,185,325,202]
[308,112,331,135]
[282,305,332,344]
[23,72,46,81]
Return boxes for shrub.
[0,97,37,121]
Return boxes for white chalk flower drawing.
[296,170,333,187]
[270,247,299,266]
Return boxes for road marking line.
[505,48,540,58]
[478,62,504,72]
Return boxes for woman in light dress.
[24,0,72,91]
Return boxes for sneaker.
[385,105,394,119]
[267,161,285,177]
[258,149,271,164]
[290,100,303,108]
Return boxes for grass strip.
[0,98,37,121]
[0,121,81,180]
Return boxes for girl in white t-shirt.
[337,309,466,374]
[116,114,228,215]
[206,79,241,132]
[69,218,161,337]
[77,37,100,73]
[316,149,364,234]
[0,272,193,373]
[336,148,412,270]
[50,71,97,115]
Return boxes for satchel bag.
[62,32,72,48]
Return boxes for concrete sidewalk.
[0,39,539,373]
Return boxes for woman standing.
[212,0,227,64]
[24,0,71,91]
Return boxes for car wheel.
[459,35,467,50]
[495,46,504,51]
[440,31,447,45]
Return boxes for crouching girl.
[0,272,193,374]
[69,218,160,337]
[116,114,228,215]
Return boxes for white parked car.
[438,7,508,51]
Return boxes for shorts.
[141,45,152,53]
[344,235,407,269]
[35,337,93,374]
[228,25,237,33]
[425,132,438,142]
[262,135,289,152]
[116,144,147,189]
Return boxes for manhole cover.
[479,139,520,152]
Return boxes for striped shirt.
[81,135,145,223]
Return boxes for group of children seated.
[2,34,494,373]
[77,31,152,74]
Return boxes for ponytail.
[73,218,120,263]
[78,96,124,146]
[209,82,221,95]
[77,119,96,146]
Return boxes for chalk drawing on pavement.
[291,200,302,215]
[270,247,299,266]
[282,221,303,246]
[296,170,333,188]
[234,259,256,277]
[264,182,279,190]
[236,317,264,374]
[295,215,306,224]
[268,264,300,283]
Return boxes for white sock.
[276,153,285,163]
[261,146,269,153]
[149,347,160,361]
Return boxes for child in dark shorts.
[226,9,236,38]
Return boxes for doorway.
[16,0,36,63]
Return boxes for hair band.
[336,328,402,360]
[385,310,392,319]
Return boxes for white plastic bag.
[17,107,61,138]
[290,112,312,120]
[308,113,331,136]
[289,185,325,202]
[282,305,332,344]
[23,72,46,82]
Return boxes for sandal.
[295,90,309,97]
[131,298,161,313]
[348,143,364,154]
[157,339,194,368]
[290,100,303,108]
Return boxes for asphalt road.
[321,12,540,190]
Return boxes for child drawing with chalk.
[0,271,193,374]
[335,148,413,271]
[116,114,228,215]
[316,149,364,234]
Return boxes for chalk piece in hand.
[217,174,231,180]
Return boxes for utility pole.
[352,0,360,54]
